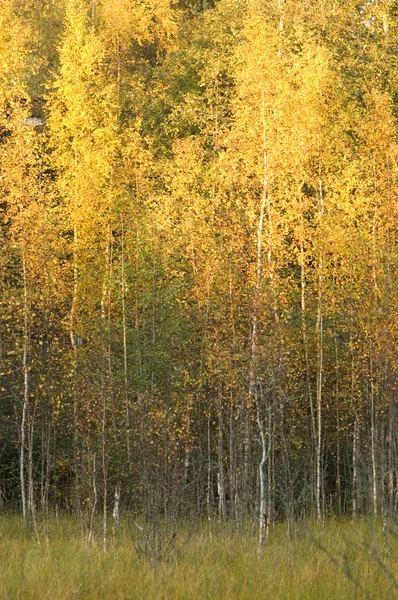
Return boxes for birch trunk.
[350,319,358,517]
[88,453,97,543]
[388,402,394,512]
[370,162,378,515]
[299,192,316,496]
[353,415,358,518]
[112,482,121,543]
[121,219,131,462]
[370,351,378,515]
[257,403,267,555]
[334,330,342,514]
[253,90,268,556]
[28,418,39,541]
[20,253,29,521]
[101,232,112,552]
[316,176,324,522]
[217,390,226,523]
[206,414,212,539]
[70,224,80,514]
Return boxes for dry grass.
[0,515,397,599]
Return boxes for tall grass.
[0,515,396,599]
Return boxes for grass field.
[0,515,397,599]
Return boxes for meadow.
[0,516,397,599]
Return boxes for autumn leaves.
[1,0,398,525]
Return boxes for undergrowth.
[0,515,396,599]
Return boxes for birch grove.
[1,0,398,530]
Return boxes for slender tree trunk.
[20,253,29,522]
[40,421,51,528]
[257,402,267,555]
[388,400,394,513]
[40,424,45,511]
[28,417,39,542]
[121,219,131,463]
[196,270,213,530]
[242,405,251,521]
[183,413,191,504]
[70,222,80,515]
[350,318,358,517]
[229,391,236,532]
[88,453,97,543]
[217,388,226,523]
[102,431,108,552]
[112,482,121,543]
[267,406,274,534]
[335,329,342,514]
[101,232,112,552]
[316,176,324,522]
[353,414,358,518]
[206,414,212,539]
[299,192,316,504]
[370,350,378,515]
[253,90,268,555]
[370,178,379,515]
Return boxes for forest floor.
[0,515,396,599]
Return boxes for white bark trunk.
[353,415,358,518]
[299,193,317,496]
[121,220,131,462]
[255,90,268,556]
[316,176,324,522]
[112,482,121,543]
[20,254,29,521]
[257,403,266,555]
[370,355,378,515]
